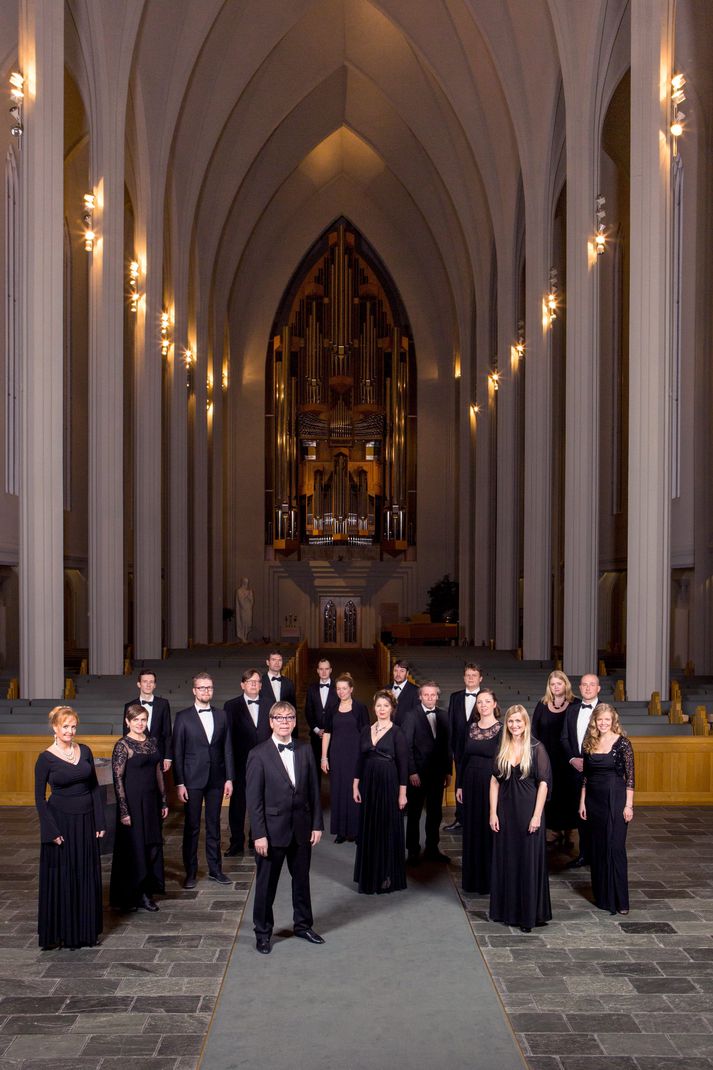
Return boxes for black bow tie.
[465,692,477,697]
[320,682,331,688]
[141,700,154,707]
[278,742,294,752]
[393,684,402,691]
[197,707,211,713]
[247,700,259,706]
[581,703,593,709]
[423,708,436,714]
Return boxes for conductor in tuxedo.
[223,669,272,856]
[246,701,324,955]
[303,657,338,780]
[387,659,419,726]
[445,662,483,831]
[403,681,452,864]
[260,650,297,707]
[173,673,234,888]
[560,672,601,868]
[125,670,173,772]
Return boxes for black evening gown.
[109,736,167,909]
[489,741,552,930]
[583,737,634,913]
[353,724,408,894]
[531,700,572,832]
[460,721,501,894]
[325,702,370,838]
[34,745,105,950]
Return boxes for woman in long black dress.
[579,703,634,915]
[489,705,552,933]
[353,690,408,894]
[321,673,370,842]
[456,687,501,895]
[532,670,576,848]
[34,706,106,950]
[110,705,168,912]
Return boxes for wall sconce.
[9,71,23,138]
[184,347,195,390]
[544,267,558,327]
[514,320,525,358]
[128,260,140,312]
[82,193,95,252]
[469,401,480,415]
[488,370,500,392]
[671,73,686,156]
[221,363,229,392]
[160,310,171,356]
[594,195,606,255]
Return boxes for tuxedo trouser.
[406,773,444,853]
[227,772,247,850]
[309,732,324,787]
[182,783,223,876]
[453,758,464,823]
[253,838,313,938]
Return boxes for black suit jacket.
[304,681,339,733]
[260,673,297,708]
[403,705,452,779]
[124,696,173,762]
[172,706,235,789]
[560,699,588,766]
[447,688,480,767]
[224,693,272,768]
[246,739,323,848]
[388,680,419,726]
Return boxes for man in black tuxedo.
[386,659,419,726]
[260,650,297,708]
[223,668,272,856]
[125,670,173,772]
[246,701,324,955]
[403,681,452,864]
[173,673,234,888]
[445,662,484,831]
[303,657,338,781]
[560,672,600,868]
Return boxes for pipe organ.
[266,220,416,555]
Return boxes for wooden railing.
[375,640,391,688]
[283,639,309,697]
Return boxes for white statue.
[235,577,254,642]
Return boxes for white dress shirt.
[196,706,214,742]
[464,689,479,720]
[576,700,598,751]
[272,735,295,785]
[246,698,260,728]
[270,676,282,701]
[140,699,153,731]
[423,706,437,738]
[320,681,331,708]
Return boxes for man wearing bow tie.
[386,659,419,726]
[444,662,483,831]
[224,670,273,856]
[124,671,173,772]
[261,650,297,708]
[173,673,234,888]
[560,673,600,868]
[246,702,324,955]
[403,682,452,865]
[303,658,338,782]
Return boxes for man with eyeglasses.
[173,672,234,889]
[246,701,324,954]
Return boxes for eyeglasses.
[195,685,214,691]
[271,715,296,722]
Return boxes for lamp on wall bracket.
[184,347,195,390]
[9,71,24,138]
[82,193,95,252]
[670,73,686,156]
[128,260,141,312]
[488,369,500,392]
[544,267,558,328]
[160,309,171,356]
[594,195,607,255]
[514,320,525,358]
[221,363,229,392]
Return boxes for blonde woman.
[531,670,576,847]
[579,704,634,915]
[34,707,105,949]
[321,673,370,842]
[489,706,552,932]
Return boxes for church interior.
[1,2,713,1068]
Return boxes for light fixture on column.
[128,260,141,312]
[184,347,195,390]
[160,310,171,356]
[514,320,525,358]
[594,195,607,255]
[206,375,214,418]
[82,193,95,252]
[469,401,480,415]
[221,362,229,391]
[488,369,500,392]
[544,267,558,327]
[9,71,24,138]
[670,73,686,156]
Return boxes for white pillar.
[18,0,64,699]
[456,313,475,641]
[522,198,553,660]
[495,252,520,650]
[472,275,494,647]
[625,0,674,699]
[192,305,209,644]
[210,319,226,642]
[167,273,189,650]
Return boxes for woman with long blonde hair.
[489,705,552,932]
[532,670,576,848]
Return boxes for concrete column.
[192,304,209,644]
[495,251,520,650]
[625,0,674,699]
[456,311,475,641]
[132,212,163,658]
[472,274,494,647]
[167,270,189,649]
[18,0,64,699]
[562,106,599,677]
[210,320,226,642]
[522,197,553,660]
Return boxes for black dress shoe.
[423,849,450,864]
[256,937,272,954]
[566,856,588,869]
[208,871,232,885]
[224,845,244,857]
[183,875,198,889]
[334,835,346,844]
[443,820,462,832]
[139,894,159,912]
[294,928,325,945]
[520,926,532,933]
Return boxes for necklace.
[54,738,76,760]
[373,722,390,735]
[551,696,567,711]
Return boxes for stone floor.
[1,805,712,1070]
